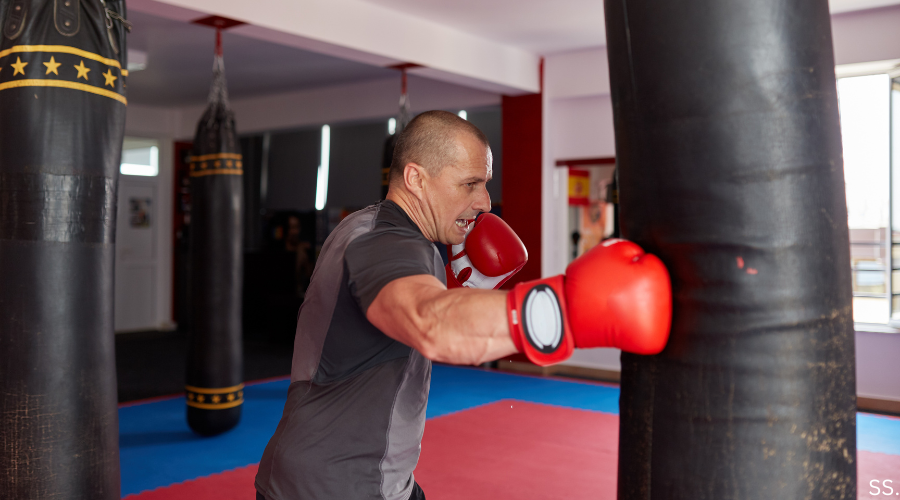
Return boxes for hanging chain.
[106,9,132,32]
[397,68,411,133]
[99,0,131,55]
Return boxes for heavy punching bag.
[185,28,244,436]
[0,0,129,497]
[380,66,411,199]
[605,0,857,499]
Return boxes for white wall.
[551,96,616,160]
[114,133,175,332]
[541,47,614,284]
[126,74,501,140]
[153,139,175,330]
[124,104,183,138]
[856,331,900,401]
[832,4,900,65]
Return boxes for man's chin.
[443,233,466,247]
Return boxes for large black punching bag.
[0,0,129,497]
[606,1,857,499]
[185,29,244,436]
[380,66,411,199]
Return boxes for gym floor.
[116,334,900,500]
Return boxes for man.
[255,110,671,500]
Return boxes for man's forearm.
[367,275,517,365]
[416,287,516,365]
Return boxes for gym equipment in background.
[0,0,130,497]
[380,64,415,199]
[186,16,245,436]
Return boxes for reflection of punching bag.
[186,28,244,436]
[381,66,411,199]
[606,168,619,238]
[381,134,396,200]
[606,0,856,499]
[0,0,129,497]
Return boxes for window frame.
[836,60,900,332]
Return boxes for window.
[121,137,159,177]
[890,75,900,326]
[836,66,900,327]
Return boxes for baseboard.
[858,396,900,416]
[498,358,900,417]
[496,356,621,383]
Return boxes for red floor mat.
[415,400,619,500]
[125,402,898,500]
[124,464,258,500]
[859,451,900,500]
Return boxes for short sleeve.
[345,227,438,313]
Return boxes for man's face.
[421,132,492,245]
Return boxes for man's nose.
[474,185,491,213]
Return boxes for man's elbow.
[413,324,486,366]
[412,323,444,362]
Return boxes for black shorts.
[256,482,426,500]
[409,481,426,500]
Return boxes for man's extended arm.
[367,239,673,367]
[367,274,516,365]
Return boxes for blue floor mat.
[858,413,900,456]
[119,364,900,496]
[427,365,620,417]
[119,380,289,496]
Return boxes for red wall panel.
[501,93,542,286]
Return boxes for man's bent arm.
[366,274,517,365]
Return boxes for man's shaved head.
[388,110,491,184]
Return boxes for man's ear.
[403,162,427,199]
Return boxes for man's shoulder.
[333,204,379,233]
[346,224,434,259]
[316,205,379,257]
[338,202,438,275]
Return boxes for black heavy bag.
[0,0,129,497]
[380,68,411,199]
[186,34,244,436]
[605,0,857,499]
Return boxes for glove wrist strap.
[506,275,574,367]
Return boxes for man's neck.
[385,189,435,242]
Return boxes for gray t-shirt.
[255,201,445,500]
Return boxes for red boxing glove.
[446,213,528,289]
[507,239,672,366]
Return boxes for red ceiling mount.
[192,16,246,57]
[388,63,423,71]
[387,63,422,96]
[191,15,246,30]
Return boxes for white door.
[114,173,159,332]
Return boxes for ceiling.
[126,10,398,106]
[126,0,900,107]
[359,0,606,54]
[358,0,900,55]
